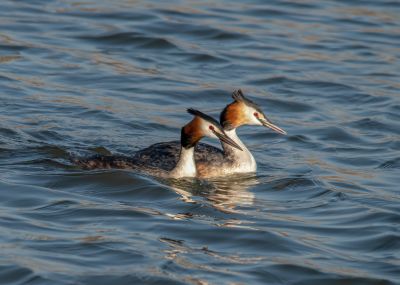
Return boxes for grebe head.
[220,89,286,135]
[181,108,243,150]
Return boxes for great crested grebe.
[74,108,242,179]
[135,89,286,177]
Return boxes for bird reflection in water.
[161,174,259,214]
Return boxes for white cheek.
[207,127,218,138]
[246,110,262,125]
[249,115,262,125]
[203,125,218,138]
[245,106,262,126]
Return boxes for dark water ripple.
[0,0,400,284]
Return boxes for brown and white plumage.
[134,89,286,178]
[74,109,242,179]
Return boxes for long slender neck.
[169,146,196,178]
[221,129,256,170]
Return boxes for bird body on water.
[74,108,242,179]
[132,90,286,178]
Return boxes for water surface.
[0,0,399,284]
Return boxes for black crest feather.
[187,108,222,130]
[231,89,264,114]
[232,89,245,102]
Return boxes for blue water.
[0,1,399,284]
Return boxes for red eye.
[209,125,214,130]
[254,112,259,118]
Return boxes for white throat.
[221,129,257,172]
[169,147,196,178]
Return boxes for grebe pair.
[75,90,286,178]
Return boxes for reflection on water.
[0,0,399,284]
[165,174,258,213]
